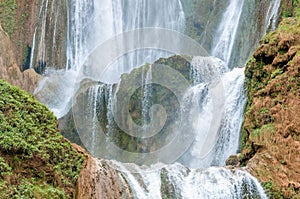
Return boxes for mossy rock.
[0,80,84,198]
[60,55,191,158]
[241,2,300,198]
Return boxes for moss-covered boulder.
[241,2,300,198]
[59,55,191,159]
[0,79,85,198]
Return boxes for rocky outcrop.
[57,55,192,156]
[0,0,67,71]
[75,144,132,199]
[0,80,85,198]
[0,0,40,69]
[0,79,132,198]
[0,25,40,93]
[241,10,300,199]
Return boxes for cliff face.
[0,0,67,93]
[75,145,132,199]
[241,3,300,198]
[0,25,40,93]
[0,0,42,93]
[29,0,67,73]
[0,0,40,70]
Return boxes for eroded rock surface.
[0,25,40,93]
[74,144,132,199]
[241,16,300,198]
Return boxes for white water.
[211,0,245,65]
[88,85,103,153]
[29,0,48,69]
[265,0,281,31]
[104,160,267,199]
[32,0,283,198]
[179,58,246,168]
[34,0,186,118]
[141,65,153,149]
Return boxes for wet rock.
[226,154,241,166]
[74,144,132,199]
[0,25,40,93]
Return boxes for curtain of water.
[32,0,283,198]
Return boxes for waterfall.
[34,0,186,117]
[141,65,153,151]
[29,0,67,72]
[211,0,245,65]
[265,0,281,31]
[89,85,99,153]
[31,0,284,198]
[29,0,48,70]
[66,0,94,70]
[178,57,246,168]
[102,160,267,199]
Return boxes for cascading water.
[106,160,267,199]
[211,0,245,65]
[178,56,246,169]
[29,0,48,70]
[32,0,283,198]
[265,0,281,32]
[141,65,153,151]
[34,0,186,118]
[30,0,67,71]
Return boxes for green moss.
[0,156,11,176]
[259,107,269,114]
[239,129,248,152]
[293,0,300,18]
[0,178,67,199]
[263,181,285,199]
[0,80,85,198]
[271,68,284,79]
[0,0,17,36]
[249,124,275,140]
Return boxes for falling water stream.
[32,0,282,198]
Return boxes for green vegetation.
[293,0,300,18]
[263,181,285,199]
[0,80,85,198]
[0,0,17,35]
[271,68,284,79]
[282,0,300,18]
[241,1,300,198]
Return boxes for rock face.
[0,0,40,69]
[0,0,67,93]
[29,0,67,72]
[241,8,300,199]
[58,55,192,155]
[0,25,40,93]
[75,145,132,199]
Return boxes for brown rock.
[226,154,241,166]
[0,24,40,93]
[73,144,132,199]
[1,0,40,68]
[242,15,300,198]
